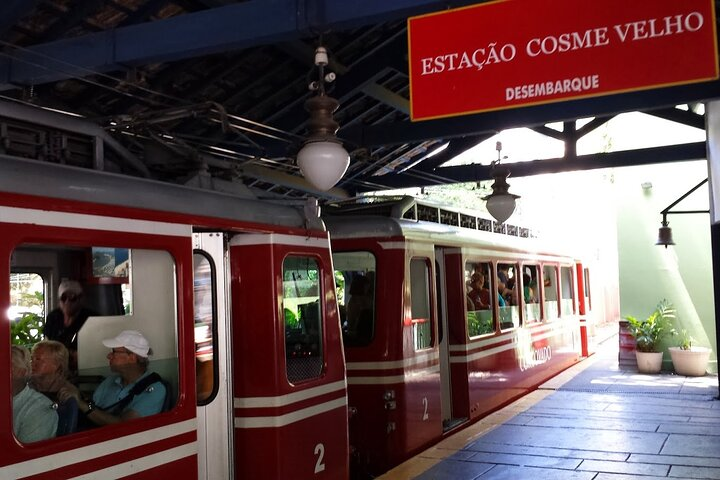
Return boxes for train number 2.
[314,443,326,474]
[422,397,429,420]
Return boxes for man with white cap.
[59,330,166,427]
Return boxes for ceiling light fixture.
[483,141,520,224]
[296,45,349,191]
[655,178,709,248]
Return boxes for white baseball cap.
[102,330,151,357]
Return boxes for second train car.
[325,197,605,477]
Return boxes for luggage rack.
[325,195,535,238]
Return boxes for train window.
[332,251,376,347]
[9,243,179,442]
[410,258,433,350]
[523,265,541,323]
[194,252,217,405]
[498,262,520,330]
[542,265,559,321]
[583,268,592,312]
[464,261,495,337]
[282,256,323,383]
[560,266,575,315]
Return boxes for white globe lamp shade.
[297,140,350,191]
[485,193,518,224]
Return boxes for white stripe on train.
[234,397,347,428]
[233,380,346,409]
[0,206,190,236]
[0,419,196,479]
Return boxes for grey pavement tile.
[412,460,493,480]
[447,450,478,461]
[630,453,720,468]
[478,424,667,454]
[594,475,671,480]
[475,465,595,480]
[522,415,660,432]
[577,459,669,476]
[464,451,581,469]
[670,465,720,479]
[605,402,720,419]
[466,441,629,461]
[658,423,720,435]
[662,433,720,457]
[524,406,691,423]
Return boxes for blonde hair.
[32,340,70,378]
[11,345,31,374]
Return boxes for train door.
[193,233,234,480]
[434,247,455,429]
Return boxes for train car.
[1,155,348,479]
[325,197,605,477]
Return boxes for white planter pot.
[669,346,711,377]
[635,351,663,373]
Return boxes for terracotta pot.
[669,346,711,377]
[635,351,663,373]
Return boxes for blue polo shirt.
[13,385,58,442]
[93,371,166,417]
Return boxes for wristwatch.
[86,400,95,414]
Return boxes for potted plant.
[669,329,711,376]
[625,300,676,373]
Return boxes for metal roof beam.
[357,142,707,190]
[0,0,42,36]
[0,0,482,90]
[342,82,720,148]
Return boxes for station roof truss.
[0,0,716,201]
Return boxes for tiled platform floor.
[379,333,720,480]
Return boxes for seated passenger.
[58,330,166,426]
[11,345,58,442]
[467,273,491,310]
[523,274,538,303]
[44,280,97,373]
[30,340,73,404]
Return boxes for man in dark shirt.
[44,280,95,373]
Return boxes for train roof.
[0,154,320,231]
[324,196,578,259]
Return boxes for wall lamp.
[483,142,520,224]
[656,178,710,248]
[296,45,350,191]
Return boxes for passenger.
[44,280,97,373]
[30,340,73,403]
[496,279,507,307]
[504,277,519,305]
[11,345,58,443]
[346,275,373,336]
[467,273,491,310]
[523,274,537,303]
[58,330,166,426]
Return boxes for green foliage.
[11,311,44,347]
[467,311,494,337]
[678,329,694,350]
[10,290,45,347]
[625,299,676,353]
[284,307,299,329]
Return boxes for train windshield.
[332,251,376,347]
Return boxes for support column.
[704,100,720,398]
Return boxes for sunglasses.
[60,293,80,303]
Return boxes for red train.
[325,198,606,476]
[1,155,610,479]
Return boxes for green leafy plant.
[677,329,695,350]
[625,299,676,353]
[10,290,45,347]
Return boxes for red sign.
[408,0,718,121]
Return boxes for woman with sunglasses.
[43,280,96,374]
